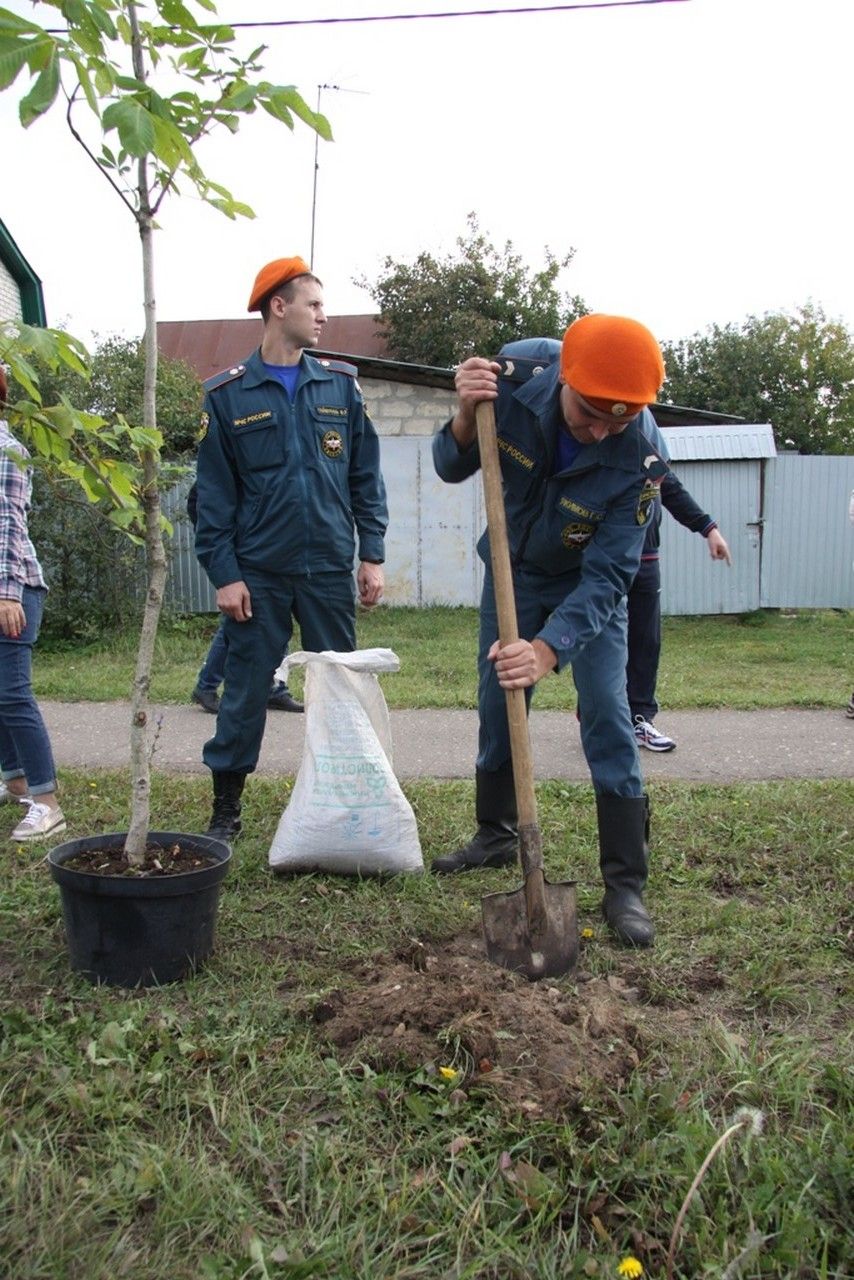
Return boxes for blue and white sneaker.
[634,716,677,752]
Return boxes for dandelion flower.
[439,1066,459,1080]
[617,1258,643,1278]
[733,1106,765,1136]
[581,927,594,939]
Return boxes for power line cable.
[43,1,691,37]
[221,1,691,30]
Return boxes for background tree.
[0,0,328,860]
[6,337,203,641]
[85,336,202,457]
[661,303,854,454]
[357,213,588,367]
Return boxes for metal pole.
[310,83,339,270]
[309,83,367,270]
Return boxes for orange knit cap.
[247,256,313,312]
[561,314,665,418]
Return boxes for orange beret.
[247,256,312,312]
[561,314,665,418]
[0,365,7,405]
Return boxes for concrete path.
[41,702,854,782]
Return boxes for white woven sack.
[268,649,423,875]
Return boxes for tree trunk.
[124,5,167,865]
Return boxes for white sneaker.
[0,780,29,804]
[633,716,677,752]
[11,800,67,841]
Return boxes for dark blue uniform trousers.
[626,556,661,724]
[476,565,643,797]
[203,569,356,775]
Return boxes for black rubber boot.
[206,770,246,846]
[431,764,518,874]
[597,793,655,947]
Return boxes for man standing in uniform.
[431,316,669,948]
[627,418,731,753]
[194,257,388,844]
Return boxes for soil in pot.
[62,840,219,876]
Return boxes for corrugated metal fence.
[162,444,854,615]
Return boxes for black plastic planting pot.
[47,831,232,988]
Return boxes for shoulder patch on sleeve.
[496,355,558,385]
[203,364,246,393]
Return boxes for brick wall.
[361,377,456,437]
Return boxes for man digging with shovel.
[431,316,669,949]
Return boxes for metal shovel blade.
[482,870,578,981]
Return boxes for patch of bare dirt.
[300,932,657,1118]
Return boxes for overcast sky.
[2,0,851,353]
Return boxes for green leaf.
[176,46,207,71]
[114,73,147,92]
[263,85,333,141]
[103,98,157,156]
[0,35,40,91]
[18,47,60,125]
[94,61,113,96]
[87,4,118,40]
[156,0,200,30]
[68,52,99,114]
[206,196,255,221]
[260,95,293,129]
[0,11,45,36]
[222,80,257,111]
[150,114,193,169]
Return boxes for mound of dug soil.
[305,932,652,1117]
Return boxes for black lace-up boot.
[431,763,518,874]
[206,770,246,846]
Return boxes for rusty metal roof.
[157,315,390,381]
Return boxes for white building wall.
[0,260,23,322]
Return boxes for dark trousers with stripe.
[203,569,356,775]
[626,556,661,724]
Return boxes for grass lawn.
[1,771,852,1279]
[33,606,854,709]
[3,607,852,1276]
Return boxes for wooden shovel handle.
[476,401,546,897]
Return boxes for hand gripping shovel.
[476,401,578,981]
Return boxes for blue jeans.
[196,617,228,691]
[0,586,58,796]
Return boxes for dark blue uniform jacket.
[195,348,387,589]
[433,356,670,671]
